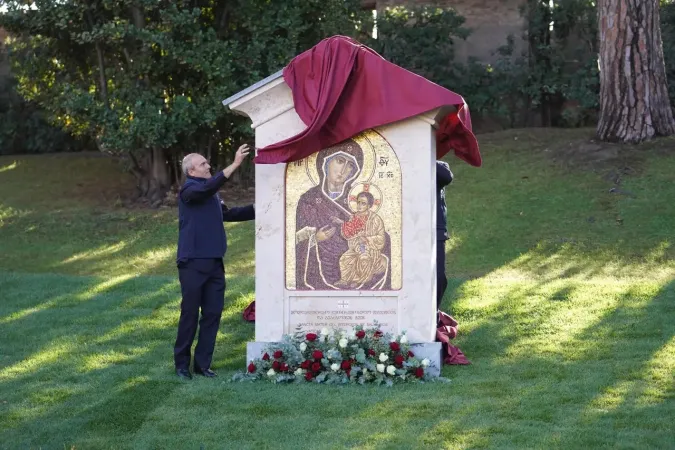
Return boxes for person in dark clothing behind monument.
[436,160,454,311]
[174,145,255,380]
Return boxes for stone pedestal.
[224,70,450,373]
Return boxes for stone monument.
[223,50,471,375]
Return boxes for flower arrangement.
[232,325,443,386]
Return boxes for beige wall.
[372,0,527,63]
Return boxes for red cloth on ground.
[436,310,470,365]
[243,301,255,322]
[254,35,481,167]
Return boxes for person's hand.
[316,226,335,242]
[234,144,251,166]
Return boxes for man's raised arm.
[181,144,250,203]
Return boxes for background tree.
[597,0,675,142]
[0,0,370,204]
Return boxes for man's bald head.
[182,153,211,179]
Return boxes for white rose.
[299,342,307,352]
[338,338,348,348]
[331,363,340,372]
[348,329,357,340]
[294,368,304,376]
[400,335,408,344]
[363,368,368,376]
[379,353,388,362]
[267,369,276,377]
[320,327,330,336]
[422,358,430,367]
[376,364,385,373]
[386,365,396,375]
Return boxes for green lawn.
[1,129,673,449]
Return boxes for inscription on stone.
[288,296,398,334]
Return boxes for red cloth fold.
[436,310,470,365]
[254,35,481,167]
[243,301,255,322]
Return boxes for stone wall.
[367,0,527,63]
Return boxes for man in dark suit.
[436,160,454,311]
[174,144,255,379]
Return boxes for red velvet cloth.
[243,301,255,322]
[254,35,481,167]
[436,311,470,365]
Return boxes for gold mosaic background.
[285,129,402,290]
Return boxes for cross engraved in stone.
[337,299,350,309]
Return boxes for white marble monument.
[223,71,452,375]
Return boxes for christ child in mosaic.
[332,190,387,288]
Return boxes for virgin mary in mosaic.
[286,130,402,291]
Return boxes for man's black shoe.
[176,368,192,379]
[194,367,217,378]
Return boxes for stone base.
[246,341,442,377]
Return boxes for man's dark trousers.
[437,239,447,310]
[174,258,225,371]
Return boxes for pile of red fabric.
[254,35,481,167]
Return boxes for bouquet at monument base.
[232,325,444,386]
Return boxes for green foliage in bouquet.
[232,324,447,386]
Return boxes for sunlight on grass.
[0,295,66,324]
[0,339,74,381]
[81,348,153,372]
[587,336,675,413]
[61,241,129,264]
[74,274,135,301]
[0,161,19,173]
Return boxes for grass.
[0,129,673,449]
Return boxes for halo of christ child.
[294,139,392,290]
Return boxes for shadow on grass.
[432,279,675,449]
[0,206,255,278]
[0,271,255,447]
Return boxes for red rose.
[300,360,311,370]
[311,362,322,372]
[312,350,323,360]
[415,367,424,378]
[340,360,351,370]
[408,350,415,358]
[305,372,314,381]
[262,353,270,361]
[280,363,289,372]
[247,362,256,373]
[306,333,318,342]
[356,330,366,339]
[367,349,376,357]
[394,355,404,366]
[390,342,400,352]
[272,361,281,371]
[273,350,283,359]
[374,330,383,338]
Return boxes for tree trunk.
[128,148,171,206]
[597,0,675,142]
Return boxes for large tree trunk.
[597,0,675,142]
[128,148,172,206]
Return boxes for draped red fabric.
[243,301,255,322]
[436,310,470,365]
[254,35,481,167]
